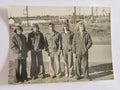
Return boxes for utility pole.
[95,7,98,16]
[26,6,29,26]
[91,7,94,22]
[102,8,107,16]
[91,7,94,16]
[79,7,81,19]
[73,6,77,24]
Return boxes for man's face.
[49,25,54,33]
[64,27,69,33]
[79,25,84,33]
[16,27,22,35]
[33,26,37,32]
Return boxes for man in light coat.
[61,23,74,78]
[45,23,62,78]
[73,22,92,80]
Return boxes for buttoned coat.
[72,31,92,56]
[45,31,62,53]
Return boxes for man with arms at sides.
[27,24,45,79]
[45,23,62,78]
[61,22,74,78]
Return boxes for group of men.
[11,21,92,83]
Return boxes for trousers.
[15,59,27,82]
[49,51,61,76]
[63,51,73,76]
[74,53,88,78]
[30,50,45,78]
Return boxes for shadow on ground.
[89,63,113,80]
[8,61,113,84]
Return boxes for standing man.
[61,23,74,78]
[45,23,62,78]
[28,24,45,79]
[11,25,28,83]
[73,22,92,80]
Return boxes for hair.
[63,23,70,31]
[14,25,23,33]
[48,22,55,28]
[75,22,86,32]
[31,23,40,31]
[63,19,70,31]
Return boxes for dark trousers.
[30,50,45,78]
[74,54,88,78]
[15,59,27,83]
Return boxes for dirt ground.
[8,45,113,85]
[8,61,113,85]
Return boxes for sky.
[8,6,110,17]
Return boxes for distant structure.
[73,6,77,24]
[9,17,21,26]
[23,6,29,26]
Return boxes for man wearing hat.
[27,24,45,79]
[61,22,74,78]
[11,25,28,83]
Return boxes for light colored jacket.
[45,31,62,53]
[73,31,92,55]
[61,31,74,52]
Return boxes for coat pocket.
[82,47,87,56]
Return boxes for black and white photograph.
[8,6,113,84]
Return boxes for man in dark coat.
[27,24,45,79]
[11,25,28,83]
[73,22,92,80]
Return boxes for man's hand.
[44,48,48,52]
[61,50,64,56]
[34,47,38,51]
[58,49,61,55]
[73,53,77,58]
[82,48,87,56]
[48,52,50,56]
